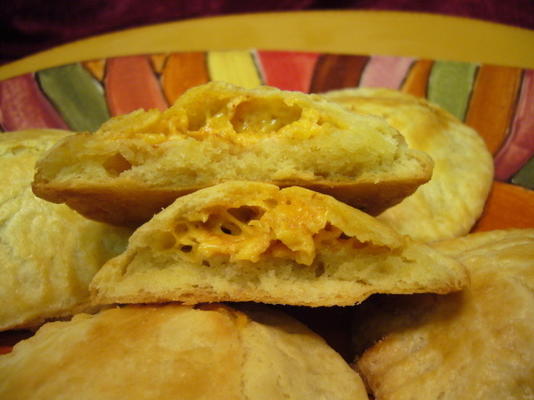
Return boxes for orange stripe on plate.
[401,59,433,97]
[465,65,522,154]
[105,55,168,116]
[471,181,534,232]
[161,52,209,104]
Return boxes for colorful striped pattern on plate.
[0,50,532,213]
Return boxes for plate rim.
[1,10,534,81]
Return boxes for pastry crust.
[0,129,131,331]
[90,181,468,307]
[33,82,433,226]
[325,88,493,242]
[0,304,369,400]
[355,229,534,400]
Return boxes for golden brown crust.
[0,304,369,400]
[33,174,431,227]
[33,182,192,227]
[90,181,468,307]
[355,229,534,400]
[0,129,131,331]
[325,88,493,242]
[33,82,433,226]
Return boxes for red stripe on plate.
[0,74,68,131]
[494,70,534,181]
[257,51,319,93]
[359,56,415,89]
[309,54,369,93]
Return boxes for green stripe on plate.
[38,64,110,131]
[427,60,478,121]
[511,156,534,190]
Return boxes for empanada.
[33,82,433,226]
[90,181,468,307]
[355,229,534,400]
[0,130,131,331]
[325,88,493,242]
[0,304,369,400]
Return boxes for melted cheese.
[97,92,337,147]
[166,194,362,266]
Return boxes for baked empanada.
[90,181,468,307]
[33,82,432,226]
[0,130,131,331]
[355,229,534,400]
[0,304,369,400]
[325,88,493,242]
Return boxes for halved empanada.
[90,181,468,307]
[33,82,432,226]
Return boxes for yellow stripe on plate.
[207,50,262,88]
[150,54,168,74]
[82,59,107,81]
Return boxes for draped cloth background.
[1,0,533,65]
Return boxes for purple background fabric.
[1,0,533,65]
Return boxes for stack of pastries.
[1,82,532,399]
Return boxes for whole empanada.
[355,229,534,400]
[0,304,369,400]
[325,88,493,242]
[0,130,131,331]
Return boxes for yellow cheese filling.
[153,195,366,266]
[98,95,340,146]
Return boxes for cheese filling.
[153,195,366,266]
[98,95,340,146]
